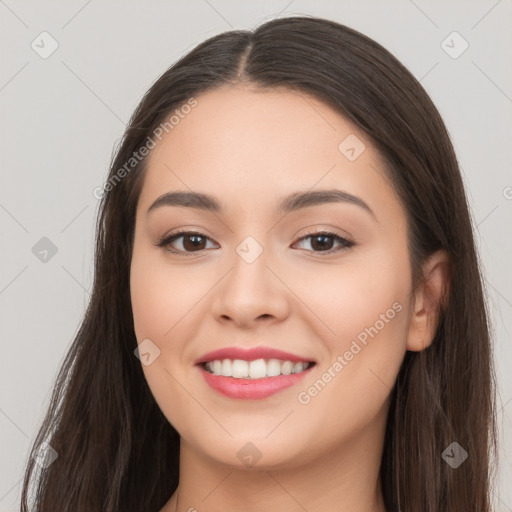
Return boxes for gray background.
[0,0,511,510]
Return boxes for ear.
[406,249,451,352]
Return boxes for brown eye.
[181,234,207,251]
[294,231,354,255]
[156,231,218,255]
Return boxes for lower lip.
[198,364,314,400]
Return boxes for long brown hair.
[21,15,498,512]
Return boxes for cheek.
[290,244,410,351]
[293,247,411,432]
[130,246,202,344]
[130,247,204,432]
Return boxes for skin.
[129,85,449,512]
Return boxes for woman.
[21,15,497,512]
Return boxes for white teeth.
[281,361,293,375]
[248,359,267,379]
[221,359,232,376]
[266,359,281,377]
[213,360,222,375]
[231,359,249,378]
[204,358,312,379]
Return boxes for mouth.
[196,354,316,400]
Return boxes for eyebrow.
[147,189,376,220]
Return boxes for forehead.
[149,85,368,166]
[137,86,402,222]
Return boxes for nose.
[211,243,290,329]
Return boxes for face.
[130,85,414,469]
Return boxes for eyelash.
[155,230,355,257]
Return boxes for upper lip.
[194,346,316,365]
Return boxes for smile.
[198,358,316,400]
[195,346,316,399]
